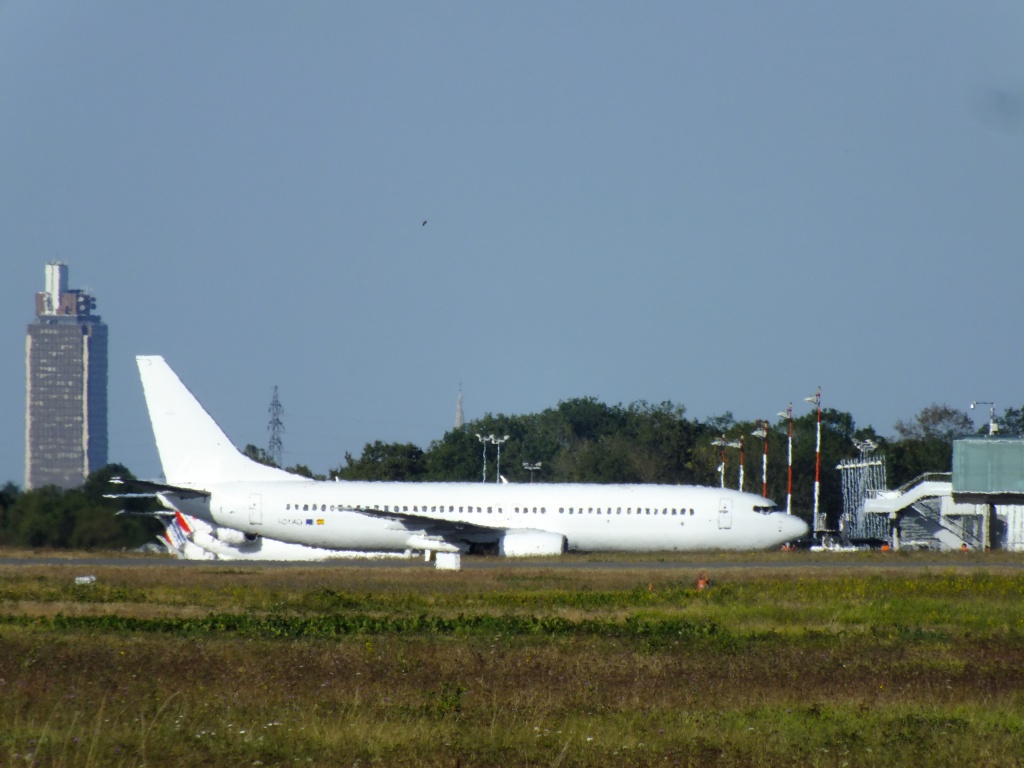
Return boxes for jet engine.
[498,529,567,557]
[211,527,252,546]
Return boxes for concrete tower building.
[25,262,108,489]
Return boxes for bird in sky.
[421,220,428,226]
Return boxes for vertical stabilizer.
[137,356,300,486]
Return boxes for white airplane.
[135,356,809,556]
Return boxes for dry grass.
[2,551,1024,766]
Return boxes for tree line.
[0,465,161,549]
[254,398,1023,530]
[2,401,1020,549]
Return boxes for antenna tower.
[836,440,888,543]
[268,385,284,467]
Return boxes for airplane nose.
[779,513,810,541]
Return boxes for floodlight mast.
[711,436,728,488]
[475,433,492,483]
[522,462,542,483]
[970,401,998,437]
[804,388,823,535]
[738,436,745,491]
[751,421,769,497]
[763,422,770,497]
[711,435,741,489]
[777,404,793,515]
[492,435,510,483]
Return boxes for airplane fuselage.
[172,479,807,554]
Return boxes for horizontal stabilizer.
[106,477,211,499]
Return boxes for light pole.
[970,401,998,436]
[751,421,769,498]
[711,436,727,488]
[475,433,492,483]
[777,403,793,515]
[738,435,745,491]
[804,388,823,536]
[523,462,542,483]
[492,435,510,483]
[711,435,741,489]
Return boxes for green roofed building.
[952,438,1024,550]
[953,439,1024,496]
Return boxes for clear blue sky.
[1,2,1022,486]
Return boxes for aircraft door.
[249,493,263,525]
[718,498,733,529]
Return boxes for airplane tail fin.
[137,356,301,487]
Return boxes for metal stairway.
[864,474,988,551]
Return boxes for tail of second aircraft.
[137,356,302,487]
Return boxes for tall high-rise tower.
[25,262,108,489]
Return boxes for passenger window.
[303,504,309,511]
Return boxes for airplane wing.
[349,505,502,541]
[350,505,569,556]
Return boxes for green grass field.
[2,550,1024,766]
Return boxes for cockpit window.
[752,504,779,514]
